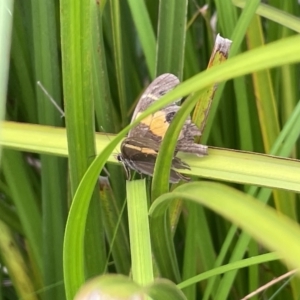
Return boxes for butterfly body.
[117,73,208,183]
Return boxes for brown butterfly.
[117,73,208,183]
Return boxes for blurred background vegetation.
[1,0,300,299]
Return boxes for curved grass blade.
[150,181,300,271]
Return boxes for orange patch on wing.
[126,144,157,155]
[137,111,169,138]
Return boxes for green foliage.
[1,0,300,299]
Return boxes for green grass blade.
[178,253,279,289]
[156,0,187,77]
[30,0,67,297]
[60,0,105,289]
[126,180,153,284]
[100,179,131,274]
[0,0,13,129]
[0,198,23,234]
[63,132,126,299]
[1,150,42,272]
[127,0,156,78]
[203,0,260,151]
[247,16,280,152]
[151,182,300,271]
[233,0,300,33]
[92,6,119,133]
[110,0,129,126]
[205,98,300,300]
[181,202,218,299]
[0,221,38,300]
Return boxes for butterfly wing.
[129,73,180,140]
[129,73,207,156]
[120,137,191,183]
[130,73,181,122]
[128,161,190,183]
[120,73,208,183]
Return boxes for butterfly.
[117,73,208,183]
